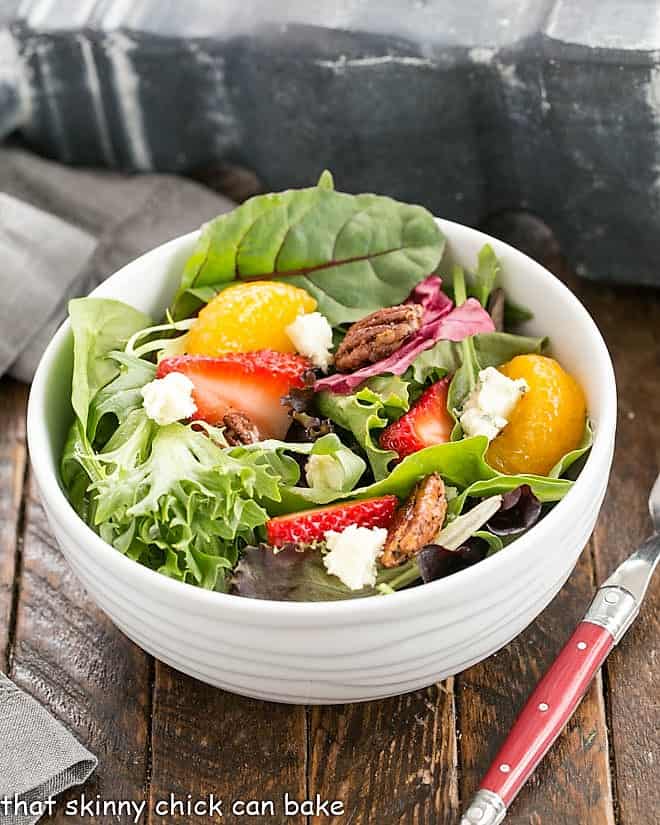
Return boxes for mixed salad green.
[61,172,591,600]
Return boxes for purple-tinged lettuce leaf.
[486,484,542,536]
[315,276,494,394]
[231,543,405,601]
[417,538,491,582]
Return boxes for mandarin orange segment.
[185,281,316,356]
[486,354,587,476]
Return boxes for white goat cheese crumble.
[459,366,528,441]
[323,525,388,590]
[285,311,334,371]
[141,372,197,426]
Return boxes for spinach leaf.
[69,298,152,430]
[171,171,445,324]
[316,375,410,482]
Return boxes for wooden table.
[1,249,658,825]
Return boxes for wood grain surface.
[0,380,27,664]
[11,474,153,822]
[0,222,658,825]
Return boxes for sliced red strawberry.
[266,495,399,546]
[380,377,453,459]
[156,350,311,439]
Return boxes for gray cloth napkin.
[0,673,96,824]
[0,144,236,382]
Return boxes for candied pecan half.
[334,304,424,372]
[381,473,447,568]
[223,410,260,445]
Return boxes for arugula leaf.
[171,171,446,324]
[466,244,501,307]
[316,375,410,481]
[69,298,152,429]
[504,300,534,327]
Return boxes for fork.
[460,473,660,824]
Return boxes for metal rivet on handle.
[577,641,587,650]
[467,806,484,821]
[499,763,511,773]
[538,702,549,712]
[604,591,620,604]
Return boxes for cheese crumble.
[141,372,197,426]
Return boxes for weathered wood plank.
[571,278,660,825]
[307,681,459,824]
[454,222,616,823]
[11,474,153,822]
[148,662,307,825]
[0,378,28,665]
[457,549,616,824]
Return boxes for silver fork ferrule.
[460,789,507,825]
[583,586,638,643]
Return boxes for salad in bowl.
[60,172,591,602]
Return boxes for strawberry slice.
[266,496,399,546]
[380,377,453,459]
[156,350,311,439]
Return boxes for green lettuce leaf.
[548,420,593,479]
[231,543,418,602]
[408,332,545,387]
[171,172,445,323]
[69,298,152,429]
[316,375,410,482]
[79,414,289,591]
[87,351,156,443]
[233,433,366,499]
[276,435,575,514]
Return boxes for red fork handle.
[479,621,614,807]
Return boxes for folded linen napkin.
[0,673,96,824]
[0,143,236,382]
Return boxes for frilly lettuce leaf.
[171,171,445,323]
[316,375,410,482]
[88,351,155,443]
[72,413,288,591]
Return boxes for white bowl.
[27,220,617,704]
